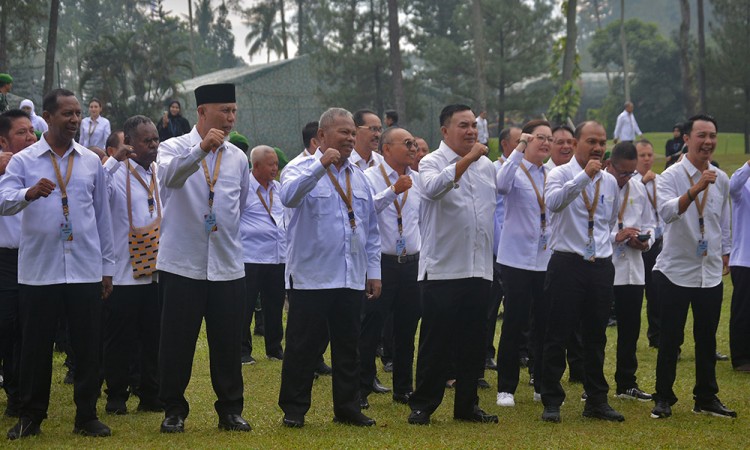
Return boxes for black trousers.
[485,262,503,362]
[410,278,490,416]
[730,266,750,368]
[359,256,421,397]
[104,282,161,403]
[0,248,20,410]
[279,287,362,419]
[541,252,613,407]
[242,263,285,358]
[497,265,543,394]
[18,282,102,425]
[642,240,662,347]
[653,271,722,404]
[613,284,645,391]
[158,271,245,418]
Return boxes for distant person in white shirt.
[539,120,624,424]
[155,83,251,433]
[604,142,655,402]
[411,137,429,171]
[407,104,498,426]
[477,110,489,145]
[651,114,736,419]
[350,109,384,170]
[0,89,115,440]
[613,101,642,143]
[545,124,575,170]
[729,152,750,373]
[78,98,111,149]
[279,107,381,429]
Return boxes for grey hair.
[318,107,352,130]
[250,145,276,166]
[123,115,155,142]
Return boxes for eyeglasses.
[554,138,575,146]
[385,139,417,149]
[535,134,554,144]
[611,163,638,179]
[358,125,383,133]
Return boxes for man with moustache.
[279,108,381,428]
[156,83,251,433]
[540,121,624,423]
[361,127,422,408]
[102,115,163,415]
[350,110,384,170]
[407,104,497,426]
[651,114,736,419]
[0,89,115,439]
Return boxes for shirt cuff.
[367,266,382,280]
[102,262,115,277]
[15,187,31,204]
[381,186,398,202]
[311,159,327,179]
[103,157,121,174]
[189,143,210,164]
[573,169,593,187]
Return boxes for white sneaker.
[533,391,541,402]
[496,392,515,407]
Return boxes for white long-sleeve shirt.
[611,177,655,286]
[79,116,111,149]
[156,127,250,281]
[613,109,642,142]
[349,149,384,171]
[729,162,750,268]
[653,156,731,288]
[0,135,115,285]
[241,174,286,264]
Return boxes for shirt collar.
[379,159,413,179]
[569,156,601,181]
[29,133,84,159]
[315,147,353,173]
[351,148,373,165]
[680,155,704,178]
[249,172,277,192]
[437,140,461,163]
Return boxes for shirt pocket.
[352,188,370,225]
[309,187,332,217]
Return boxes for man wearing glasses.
[360,127,422,409]
[605,142,655,403]
[350,110,385,171]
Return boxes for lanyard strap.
[378,164,409,236]
[683,167,710,238]
[617,182,631,230]
[87,119,97,139]
[125,161,161,226]
[127,160,157,217]
[256,186,276,225]
[201,149,223,211]
[520,163,547,231]
[49,152,74,221]
[645,178,659,221]
[581,178,602,239]
[326,168,356,230]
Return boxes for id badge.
[655,226,663,240]
[538,233,548,252]
[350,231,361,255]
[583,239,596,262]
[204,212,218,233]
[396,236,406,262]
[60,222,74,241]
[696,239,708,258]
[617,242,626,259]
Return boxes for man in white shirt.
[546,125,575,170]
[102,115,163,415]
[0,110,37,418]
[0,89,115,439]
[407,104,498,426]
[156,83,251,433]
[350,109,384,170]
[240,146,286,364]
[279,107,381,428]
[651,114,736,419]
[540,120,624,424]
[411,137,429,172]
[729,156,750,373]
[605,142,655,402]
[361,127,421,408]
[613,101,642,143]
[477,110,489,145]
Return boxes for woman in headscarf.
[19,99,49,133]
[156,100,191,141]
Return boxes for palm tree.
[244,1,284,63]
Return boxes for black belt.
[382,252,419,264]
[553,250,612,263]
[0,247,18,256]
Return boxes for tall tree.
[697,0,706,111]
[678,0,698,116]
[43,0,60,94]
[619,0,630,102]
[244,1,284,63]
[548,0,581,125]
[387,0,405,124]
[0,0,47,73]
[471,0,488,112]
[278,0,289,59]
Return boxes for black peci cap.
[194,83,236,106]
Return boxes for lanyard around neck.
[326,167,356,230]
[581,178,602,239]
[201,149,223,212]
[617,182,631,230]
[49,152,74,221]
[378,164,409,236]
[645,178,659,221]
[127,160,157,217]
[520,163,547,232]
[683,166,710,238]
[256,186,276,225]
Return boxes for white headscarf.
[19,99,48,133]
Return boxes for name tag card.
[204,212,218,234]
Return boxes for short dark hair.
[89,97,102,108]
[385,109,398,123]
[42,88,76,115]
[105,130,122,149]
[552,124,574,136]
[439,104,472,127]
[636,138,653,148]
[683,114,718,135]
[123,115,154,143]
[574,120,603,139]
[498,127,516,143]
[521,119,551,135]
[302,121,319,149]
[0,109,31,137]
[353,109,377,127]
[610,141,637,163]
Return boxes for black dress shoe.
[372,377,391,394]
[477,378,491,389]
[393,392,412,404]
[7,417,41,440]
[315,361,332,376]
[282,415,304,428]
[267,350,284,361]
[715,351,729,361]
[408,409,430,425]
[360,396,370,409]
[160,415,185,433]
[105,398,128,415]
[73,419,112,437]
[218,414,251,431]
[333,412,375,427]
[519,356,530,368]
[454,406,498,424]
[383,361,394,373]
[582,402,625,422]
[541,405,561,423]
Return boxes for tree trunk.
[697,0,707,111]
[471,0,488,112]
[678,0,698,116]
[561,0,578,85]
[592,0,611,89]
[0,3,8,72]
[369,0,383,115]
[620,0,630,102]
[43,0,60,95]
[278,0,289,59]
[387,0,405,124]
[296,0,304,54]
[745,85,750,154]
[188,0,196,77]
[497,20,505,130]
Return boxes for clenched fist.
[320,148,341,168]
[200,128,226,153]
[25,178,56,201]
[584,159,602,179]
[393,175,412,194]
